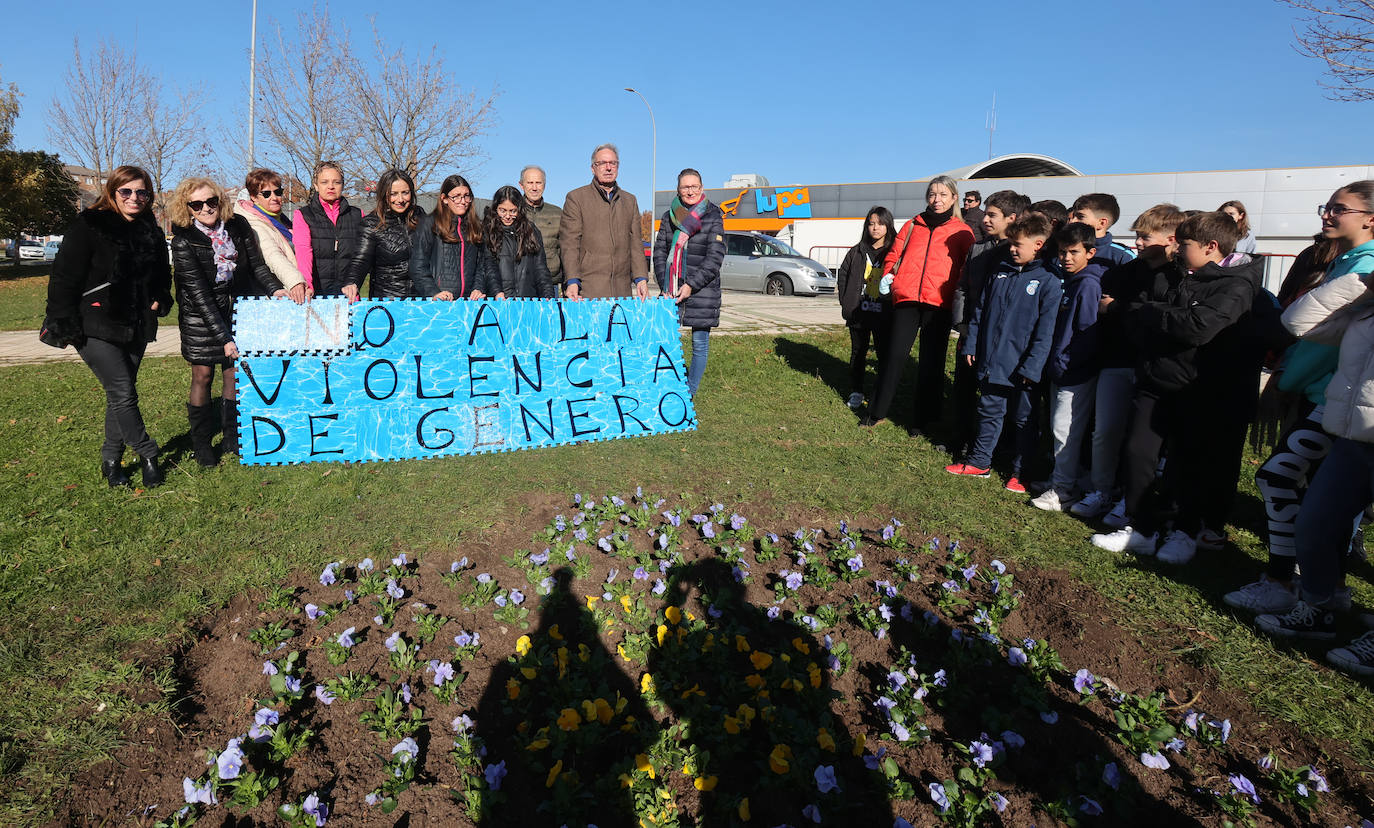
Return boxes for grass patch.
[1,330,1371,824]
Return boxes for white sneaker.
[1101,498,1129,529]
[1070,490,1111,519]
[1091,526,1157,555]
[847,392,864,409]
[1030,489,1071,512]
[1196,526,1226,550]
[1156,530,1198,565]
[1327,631,1374,676]
[1223,576,1298,614]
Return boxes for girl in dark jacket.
[42,165,173,487]
[348,168,426,298]
[410,174,491,300]
[652,169,726,397]
[293,161,364,298]
[170,176,282,466]
[835,206,895,409]
[482,186,555,299]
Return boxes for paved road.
[0,292,845,366]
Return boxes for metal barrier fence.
[808,245,850,272]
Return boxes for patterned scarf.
[196,219,238,284]
[250,202,293,243]
[666,196,710,296]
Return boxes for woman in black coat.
[410,174,491,301]
[835,206,896,409]
[652,169,726,398]
[347,168,426,298]
[42,165,173,487]
[170,176,283,466]
[482,186,555,298]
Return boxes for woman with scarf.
[652,169,726,397]
[42,165,173,487]
[170,176,283,465]
[861,175,976,434]
[481,185,555,298]
[411,174,489,301]
[236,168,309,303]
[347,168,426,298]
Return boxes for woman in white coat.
[236,168,309,303]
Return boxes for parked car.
[720,231,836,296]
[44,240,62,261]
[18,241,43,260]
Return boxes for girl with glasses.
[481,185,554,299]
[169,176,285,466]
[293,161,364,299]
[410,174,490,301]
[347,168,426,298]
[42,165,173,488]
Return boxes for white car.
[18,241,43,260]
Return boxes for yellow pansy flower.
[817,727,836,752]
[546,759,563,788]
[641,673,656,694]
[582,699,598,722]
[635,753,656,778]
[792,637,810,654]
[737,704,756,723]
[735,634,751,652]
[724,715,740,734]
[620,595,633,613]
[586,595,599,609]
[595,697,614,724]
[525,737,550,751]
[852,732,866,756]
[768,744,792,774]
[749,652,773,671]
[738,797,751,820]
[520,667,536,680]
[745,673,766,690]
[578,643,591,662]
[694,775,718,791]
[665,606,682,625]
[548,623,563,640]
[506,678,520,700]
[656,624,669,646]
[807,662,822,689]
[680,683,705,699]
[557,707,581,731]
[515,635,532,656]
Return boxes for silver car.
[721,231,837,296]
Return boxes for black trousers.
[847,307,891,398]
[869,303,951,426]
[951,339,978,457]
[77,335,158,461]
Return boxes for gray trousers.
[77,335,158,461]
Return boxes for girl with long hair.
[348,168,426,298]
[836,206,896,409]
[410,174,490,300]
[482,185,554,298]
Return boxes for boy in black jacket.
[947,214,1062,492]
[1091,212,1261,564]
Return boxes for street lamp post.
[248,0,258,167]
[624,87,656,218]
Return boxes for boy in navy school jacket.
[1031,222,1106,512]
[947,214,1063,491]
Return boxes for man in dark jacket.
[962,191,986,244]
[1092,212,1262,565]
[559,144,649,300]
[520,165,563,289]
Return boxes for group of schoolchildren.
[836,180,1374,678]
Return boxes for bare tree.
[0,71,18,150]
[346,22,499,192]
[1280,0,1374,100]
[136,81,207,230]
[254,4,360,190]
[47,38,151,183]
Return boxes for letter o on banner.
[360,305,396,349]
[364,359,399,400]
[658,391,690,427]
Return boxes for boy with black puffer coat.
[1030,222,1106,512]
[1091,212,1262,564]
[947,214,1062,493]
[949,190,1031,461]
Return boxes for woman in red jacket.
[861,175,975,434]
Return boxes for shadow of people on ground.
[474,568,656,828]
[648,557,890,826]
[772,336,854,407]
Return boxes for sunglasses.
[258,188,285,199]
[187,196,221,213]
[117,187,151,201]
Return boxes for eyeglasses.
[1318,203,1373,217]
[187,196,220,213]
[116,187,151,201]
[593,160,619,168]
[496,207,520,218]
[445,192,473,203]
[258,188,285,199]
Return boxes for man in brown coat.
[519,165,563,288]
[559,144,650,300]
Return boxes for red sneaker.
[945,463,991,478]
[1004,477,1027,493]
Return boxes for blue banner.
[233,297,697,465]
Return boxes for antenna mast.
[985,93,997,160]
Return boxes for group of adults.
[41,144,729,487]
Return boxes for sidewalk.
[0,293,844,367]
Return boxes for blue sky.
[3,0,1370,206]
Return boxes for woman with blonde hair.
[43,165,172,487]
[862,174,976,434]
[293,160,364,298]
[170,176,282,465]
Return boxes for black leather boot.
[187,403,218,467]
[222,398,240,456]
[101,460,131,488]
[139,455,165,488]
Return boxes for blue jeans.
[686,328,710,396]
[1296,437,1374,604]
[967,380,1035,475]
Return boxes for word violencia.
[233,297,697,464]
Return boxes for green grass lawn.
[1,330,1371,823]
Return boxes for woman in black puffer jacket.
[43,165,173,488]
[652,168,726,398]
[481,186,555,298]
[348,168,426,298]
[170,176,282,466]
